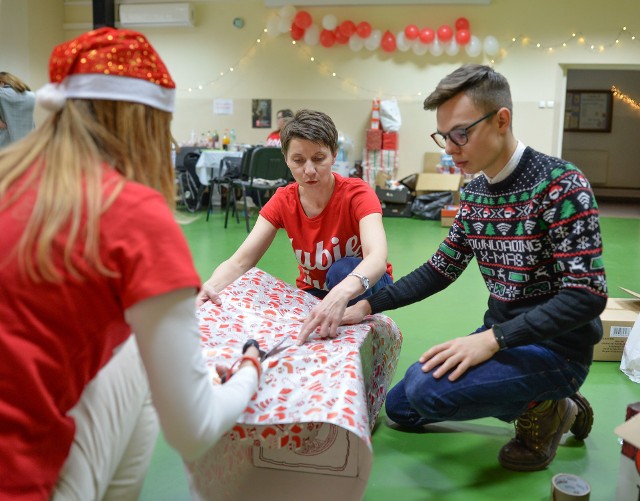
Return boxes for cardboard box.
[376,185,412,204]
[596,288,640,361]
[614,402,640,501]
[415,173,463,204]
[440,204,459,227]
[382,201,413,218]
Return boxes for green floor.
[140,209,640,501]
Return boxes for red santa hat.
[37,27,175,112]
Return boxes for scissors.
[221,334,293,383]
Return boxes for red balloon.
[455,17,470,31]
[356,21,372,38]
[437,24,453,42]
[319,29,336,48]
[290,23,305,40]
[381,30,396,52]
[339,20,356,37]
[293,10,312,29]
[335,28,350,44]
[455,29,471,45]
[404,24,419,40]
[419,27,435,44]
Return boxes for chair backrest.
[247,146,290,184]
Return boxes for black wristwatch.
[348,272,370,291]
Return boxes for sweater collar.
[483,140,526,184]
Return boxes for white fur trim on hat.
[36,83,67,112]
[38,73,175,113]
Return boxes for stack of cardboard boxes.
[362,99,399,187]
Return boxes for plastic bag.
[380,99,402,132]
[411,191,453,220]
[620,316,640,383]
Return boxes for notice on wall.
[213,98,233,115]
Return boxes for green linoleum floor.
[140,209,640,501]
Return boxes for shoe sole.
[498,399,578,472]
[570,391,594,440]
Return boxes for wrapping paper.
[362,149,399,187]
[186,268,402,500]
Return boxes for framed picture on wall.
[564,90,613,132]
[252,99,272,128]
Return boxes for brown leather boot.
[498,398,578,471]
[569,391,594,440]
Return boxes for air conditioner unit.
[119,3,195,28]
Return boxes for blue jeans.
[385,328,589,425]
[307,257,393,306]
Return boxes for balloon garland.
[265,4,501,59]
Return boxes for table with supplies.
[186,268,403,501]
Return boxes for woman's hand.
[196,278,222,307]
[297,288,351,345]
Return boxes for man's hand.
[418,329,500,381]
[341,300,372,325]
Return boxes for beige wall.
[2,0,640,188]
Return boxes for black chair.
[176,150,206,213]
[225,146,290,232]
[206,155,242,221]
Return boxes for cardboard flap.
[620,287,640,300]
[615,412,640,448]
[415,173,462,192]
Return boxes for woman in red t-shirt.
[198,109,393,345]
[0,28,260,500]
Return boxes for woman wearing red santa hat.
[0,28,261,499]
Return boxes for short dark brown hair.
[280,109,338,156]
[424,64,512,116]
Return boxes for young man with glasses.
[343,64,607,472]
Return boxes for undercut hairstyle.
[424,64,513,116]
[279,109,339,156]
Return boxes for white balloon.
[484,36,500,56]
[304,24,320,46]
[396,31,412,52]
[279,5,296,22]
[365,29,381,51]
[429,39,443,56]
[322,14,337,30]
[445,40,459,56]
[349,35,364,52]
[277,16,291,34]
[266,16,280,38]
[413,41,428,55]
[465,35,482,57]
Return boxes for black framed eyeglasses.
[430,110,497,149]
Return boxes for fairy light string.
[182,23,639,99]
[612,85,640,112]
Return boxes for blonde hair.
[0,71,31,92]
[0,98,175,282]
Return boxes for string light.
[612,85,640,112]
[182,25,639,100]
[508,26,637,52]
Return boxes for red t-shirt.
[0,169,200,498]
[260,173,392,291]
[265,130,281,147]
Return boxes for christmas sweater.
[368,147,608,364]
